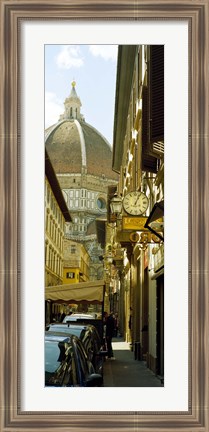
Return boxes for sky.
[45,45,118,145]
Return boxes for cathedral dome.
[45,82,118,181]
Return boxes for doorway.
[156,274,164,377]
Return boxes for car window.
[73,339,90,384]
[81,330,90,345]
[62,315,73,323]
[90,329,100,352]
[83,336,94,362]
[78,328,86,341]
[79,327,100,360]
[94,327,101,345]
[83,331,95,362]
[62,346,77,386]
[45,340,75,387]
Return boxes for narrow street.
[103,338,163,387]
[44,45,165,389]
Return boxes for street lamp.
[110,193,123,216]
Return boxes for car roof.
[70,312,93,317]
[63,314,94,320]
[45,333,72,343]
[47,323,91,330]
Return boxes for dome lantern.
[60,80,83,122]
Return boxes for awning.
[45,280,105,304]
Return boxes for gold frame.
[1,1,209,430]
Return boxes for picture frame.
[1,0,209,431]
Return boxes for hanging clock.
[123,191,149,216]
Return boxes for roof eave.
[112,45,138,173]
[45,149,72,222]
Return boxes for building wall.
[63,239,90,283]
[45,177,66,287]
[112,44,164,375]
[148,278,157,363]
[63,267,80,284]
[59,172,118,282]
[59,174,117,236]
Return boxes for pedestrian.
[129,307,132,330]
[61,312,66,322]
[106,312,115,359]
[102,311,108,351]
[114,313,119,337]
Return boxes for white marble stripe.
[74,119,87,167]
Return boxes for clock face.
[123,191,149,216]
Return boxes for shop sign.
[122,216,148,231]
[117,229,162,244]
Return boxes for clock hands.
[123,191,149,215]
[134,195,140,205]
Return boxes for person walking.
[106,312,115,359]
[102,311,108,351]
[114,313,119,337]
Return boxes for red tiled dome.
[45,119,118,180]
[45,82,118,183]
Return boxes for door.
[142,267,149,358]
[156,274,164,377]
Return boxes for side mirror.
[85,373,103,387]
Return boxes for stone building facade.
[45,150,72,322]
[112,45,164,378]
[63,238,90,284]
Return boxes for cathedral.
[45,81,118,280]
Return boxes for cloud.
[56,46,84,69]
[89,45,118,61]
[45,92,63,127]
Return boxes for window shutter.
[150,45,164,143]
[142,86,148,147]
[142,86,158,173]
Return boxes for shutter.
[141,86,158,173]
[142,86,148,147]
[150,45,164,143]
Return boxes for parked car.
[62,313,94,322]
[45,322,107,377]
[45,332,103,387]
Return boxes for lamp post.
[110,193,123,223]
